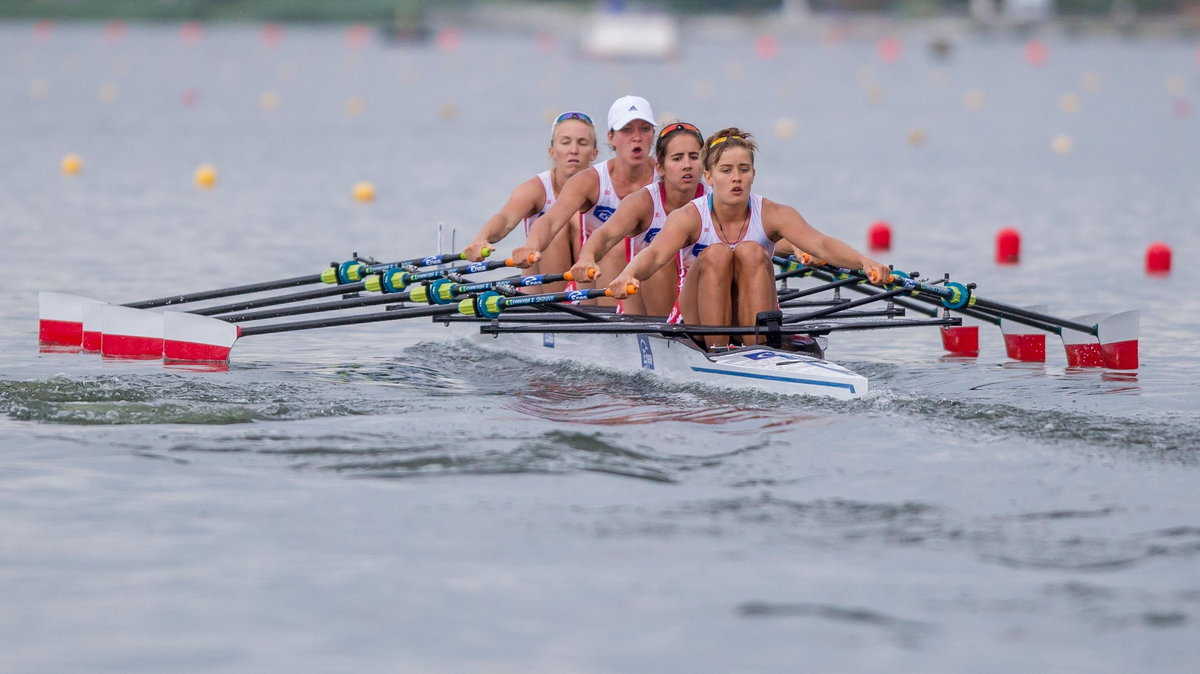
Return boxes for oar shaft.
[190,282,366,316]
[124,273,322,309]
[219,291,409,323]
[238,303,456,337]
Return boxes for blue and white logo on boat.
[637,334,654,370]
[543,332,554,348]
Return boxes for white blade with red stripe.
[100,305,164,359]
[998,304,1048,362]
[1097,310,1139,370]
[162,312,240,362]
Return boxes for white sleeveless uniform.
[521,170,557,235]
[583,158,658,249]
[666,193,775,324]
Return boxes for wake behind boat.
[33,247,1140,401]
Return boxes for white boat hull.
[466,328,867,400]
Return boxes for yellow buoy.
[194,164,217,189]
[1051,134,1073,155]
[438,102,458,120]
[60,154,82,176]
[773,117,796,139]
[907,128,927,147]
[29,79,49,101]
[1059,93,1081,114]
[345,96,366,116]
[963,89,985,111]
[260,91,280,112]
[353,181,376,203]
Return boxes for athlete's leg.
[731,243,776,344]
[681,245,734,348]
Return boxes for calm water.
[2,18,1199,673]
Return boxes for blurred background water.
[1,3,1198,672]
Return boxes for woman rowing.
[605,127,891,349]
[511,95,659,303]
[461,110,599,292]
[568,121,707,317]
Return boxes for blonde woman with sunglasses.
[568,122,707,317]
[462,111,599,291]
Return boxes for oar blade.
[939,324,979,356]
[38,292,100,346]
[1097,310,1139,370]
[82,300,107,352]
[100,305,164,359]
[998,304,1048,362]
[163,312,240,362]
[1061,312,1106,368]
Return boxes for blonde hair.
[702,127,757,171]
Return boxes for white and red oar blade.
[1060,312,1106,368]
[999,304,1047,362]
[38,292,98,346]
[100,305,163,359]
[82,300,107,352]
[163,311,239,362]
[1097,310,1139,370]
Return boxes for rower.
[605,127,891,348]
[461,110,599,293]
[512,95,659,304]
[569,121,707,317]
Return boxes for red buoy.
[867,221,892,251]
[995,227,1021,265]
[754,35,780,61]
[1145,242,1172,275]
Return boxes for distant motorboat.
[579,5,679,60]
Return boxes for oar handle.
[322,248,494,285]
[363,257,518,294]
[457,285,636,318]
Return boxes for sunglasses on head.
[554,111,594,126]
[658,122,701,139]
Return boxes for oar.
[190,256,523,317]
[208,271,584,323]
[124,249,491,309]
[797,257,1138,370]
[773,257,941,318]
[37,249,493,347]
[160,284,634,362]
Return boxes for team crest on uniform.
[644,227,660,243]
[691,242,708,257]
[593,205,615,222]
[637,334,654,370]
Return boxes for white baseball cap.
[607,95,656,132]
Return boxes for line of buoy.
[867,221,892,251]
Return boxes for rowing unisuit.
[584,158,659,246]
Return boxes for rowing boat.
[34,248,1141,401]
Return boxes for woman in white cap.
[568,121,707,317]
[461,111,599,292]
[605,128,891,348]
[511,95,658,301]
